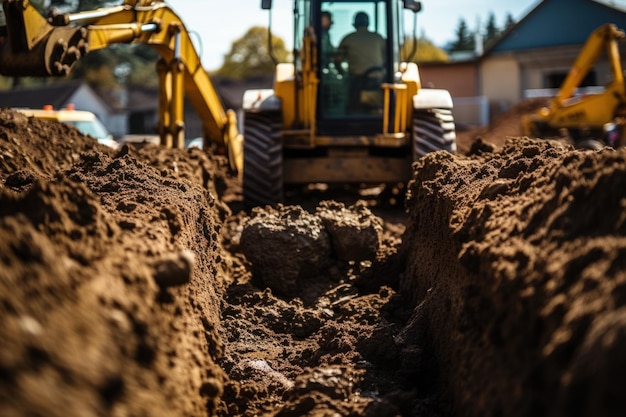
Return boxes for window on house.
[545,70,597,89]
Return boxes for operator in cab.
[319,11,335,68]
[334,11,386,113]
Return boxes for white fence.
[452,95,490,127]
[523,86,604,99]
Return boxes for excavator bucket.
[0,0,88,76]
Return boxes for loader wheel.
[412,108,457,158]
[576,139,605,151]
[243,111,283,207]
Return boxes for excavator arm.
[523,23,626,147]
[549,23,625,114]
[0,0,242,171]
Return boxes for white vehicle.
[185,137,203,149]
[15,105,119,149]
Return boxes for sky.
[165,0,626,70]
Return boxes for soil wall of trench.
[401,139,626,417]
[0,109,228,416]
[2,106,626,417]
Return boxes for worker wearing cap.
[335,11,385,76]
[320,11,335,68]
[335,11,386,112]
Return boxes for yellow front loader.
[241,0,457,206]
[0,0,242,171]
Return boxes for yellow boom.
[0,0,242,171]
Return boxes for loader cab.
[295,0,409,135]
[247,0,453,207]
[298,1,392,134]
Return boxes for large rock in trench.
[239,205,332,297]
[239,201,384,297]
[316,200,383,262]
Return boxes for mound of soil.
[1,105,625,417]
[456,98,550,153]
[402,138,626,416]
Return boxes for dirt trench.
[1,104,626,417]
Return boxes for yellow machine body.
[522,23,626,148]
[241,0,456,206]
[0,0,242,171]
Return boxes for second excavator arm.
[549,23,625,114]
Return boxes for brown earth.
[1,99,625,417]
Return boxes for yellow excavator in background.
[0,0,243,171]
[522,23,626,150]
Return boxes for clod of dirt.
[239,204,333,297]
[275,366,370,417]
[153,250,195,288]
[238,201,388,298]
[316,200,383,261]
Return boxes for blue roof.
[491,0,626,52]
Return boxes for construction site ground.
[1,99,625,417]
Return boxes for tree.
[484,12,500,44]
[216,27,290,80]
[402,37,449,63]
[71,44,159,89]
[450,18,475,52]
[504,13,516,30]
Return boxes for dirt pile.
[238,201,384,297]
[0,109,227,416]
[402,138,626,416]
[2,105,626,417]
[456,98,550,153]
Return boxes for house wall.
[418,62,478,98]
[105,114,129,139]
[69,85,110,121]
[517,43,626,93]
[515,45,588,92]
[480,53,521,118]
[418,62,488,126]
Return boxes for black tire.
[576,138,605,151]
[243,111,283,207]
[412,108,457,158]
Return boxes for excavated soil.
[1,100,625,417]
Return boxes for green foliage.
[450,18,475,52]
[70,44,159,88]
[402,37,449,63]
[504,13,516,30]
[445,11,517,53]
[0,78,9,89]
[484,12,500,43]
[216,27,289,80]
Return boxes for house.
[0,81,127,137]
[419,60,484,128]
[419,0,626,126]
[482,0,626,112]
[0,81,226,141]
[119,76,273,141]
